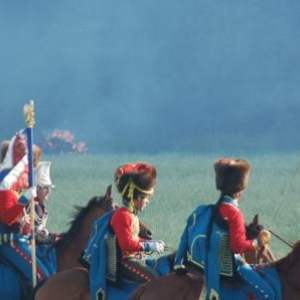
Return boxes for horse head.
[244,214,276,263]
[245,214,264,240]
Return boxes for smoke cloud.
[0,0,299,153]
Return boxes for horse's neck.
[56,214,96,272]
[56,238,89,271]
[277,271,300,300]
[56,206,111,272]
[274,256,300,300]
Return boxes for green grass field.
[45,152,300,259]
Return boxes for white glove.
[23,186,37,200]
[142,240,165,254]
[36,229,49,243]
[18,186,37,206]
[36,229,49,237]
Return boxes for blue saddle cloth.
[0,263,21,300]
[0,245,57,300]
[36,244,57,275]
[219,265,282,300]
[103,264,282,300]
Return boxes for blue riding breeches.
[0,236,50,285]
[235,255,275,300]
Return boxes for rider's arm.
[219,202,257,253]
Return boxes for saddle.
[0,254,31,300]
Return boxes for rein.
[270,155,300,227]
[267,154,300,250]
[269,229,294,248]
[269,154,300,228]
[164,245,176,252]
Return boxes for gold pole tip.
[23,100,35,128]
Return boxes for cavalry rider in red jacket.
[174,158,275,300]
[0,134,51,286]
[110,162,165,283]
[215,158,274,299]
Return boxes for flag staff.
[23,100,37,287]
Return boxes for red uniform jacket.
[0,190,25,226]
[110,206,145,259]
[219,200,256,253]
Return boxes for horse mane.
[55,195,113,249]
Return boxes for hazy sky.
[0,0,299,153]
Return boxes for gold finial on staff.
[23,100,35,128]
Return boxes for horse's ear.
[104,184,112,200]
[252,214,259,226]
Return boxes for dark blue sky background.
[0,0,299,153]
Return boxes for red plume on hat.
[214,158,251,195]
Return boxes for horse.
[0,185,116,300]
[34,267,140,300]
[54,185,116,271]
[33,214,274,300]
[130,239,300,300]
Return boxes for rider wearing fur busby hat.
[214,158,250,195]
[110,162,166,284]
[215,158,274,300]
[174,158,274,300]
[0,133,51,290]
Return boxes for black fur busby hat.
[115,162,157,200]
[214,158,251,195]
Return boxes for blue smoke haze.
[0,0,299,153]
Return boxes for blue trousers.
[0,237,51,285]
[236,255,275,299]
